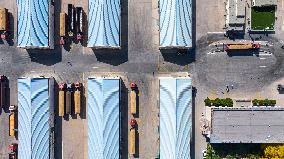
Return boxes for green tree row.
[252,99,276,106]
[204,97,233,107]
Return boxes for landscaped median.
[252,99,276,106]
[204,97,233,107]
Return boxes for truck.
[0,75,8,109]
[9,112,15,137]
[67,4,75,37]
[130,90,136,115]
[8,143,17,159]
[74,82,81,115]
[0,8,8,39]
[76,7,83,42]
[129,118,137,156]
[130,82,137,115]
[60,13,66,45]
[65,83,73,114]
[225,43,260,51]
[58,83,65,116]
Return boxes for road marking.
[259,66,267,68]
[258,53,272,56]
[92,66,98,69]
[259,58,266,60]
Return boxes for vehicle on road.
[277,84,284,92]
[8,143,17,159]
[74,82,81,115]
[60,13,66,45]
[0,75,8,109]
[65,83,73,115]
[202,150,207,159]
[225,43,260,51]
[130,82,137,115]
[9,112,15,137]
[129,119,137,155]
[59,83,65,116]
[67,4,75,37]
[76,7,83,42]
[0,8,9,40]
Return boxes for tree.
[215,98,221,107]
[252,99,258,106]
[263,145,284,158]
[204,97,211,106]
[271,100,276,106]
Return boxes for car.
[202,150,207,159]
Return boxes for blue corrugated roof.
[160,78,192,159]
[88,0,120,47]
[18,78,50,159]
[159,0,192,47]
[17,0,49,47]
[88,78,120,159]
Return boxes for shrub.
[204,97,211,106]
[252,99,258,106]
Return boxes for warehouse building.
[88,78,120,159]
[17,0,54,49]
[88,0,121,48]
[159,0,192,48]
[18,78,54,159]
[210,107,284,143]
[159,77,192,159]
[225,0,246,31]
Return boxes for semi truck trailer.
[0,8,8,39]
[76,7,83,42]
[58,83,65,116]
[74,82,81,114]
[60,13,66,45]
[65,83,72,114]
[225,43,260,51]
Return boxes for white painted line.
[259,58,266,60]
[92,67,98,69]
[259,66,267,68]
[258,54,272,56]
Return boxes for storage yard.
[0,0,283,159]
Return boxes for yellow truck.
[59,13,66,45]
[74,82,81,115]
[129,128,136,155]
[130,90,136,115]
[225,43,260,51]
[58,83,65,116]
[9,112,15,137]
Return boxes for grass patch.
[251,6,275,30]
